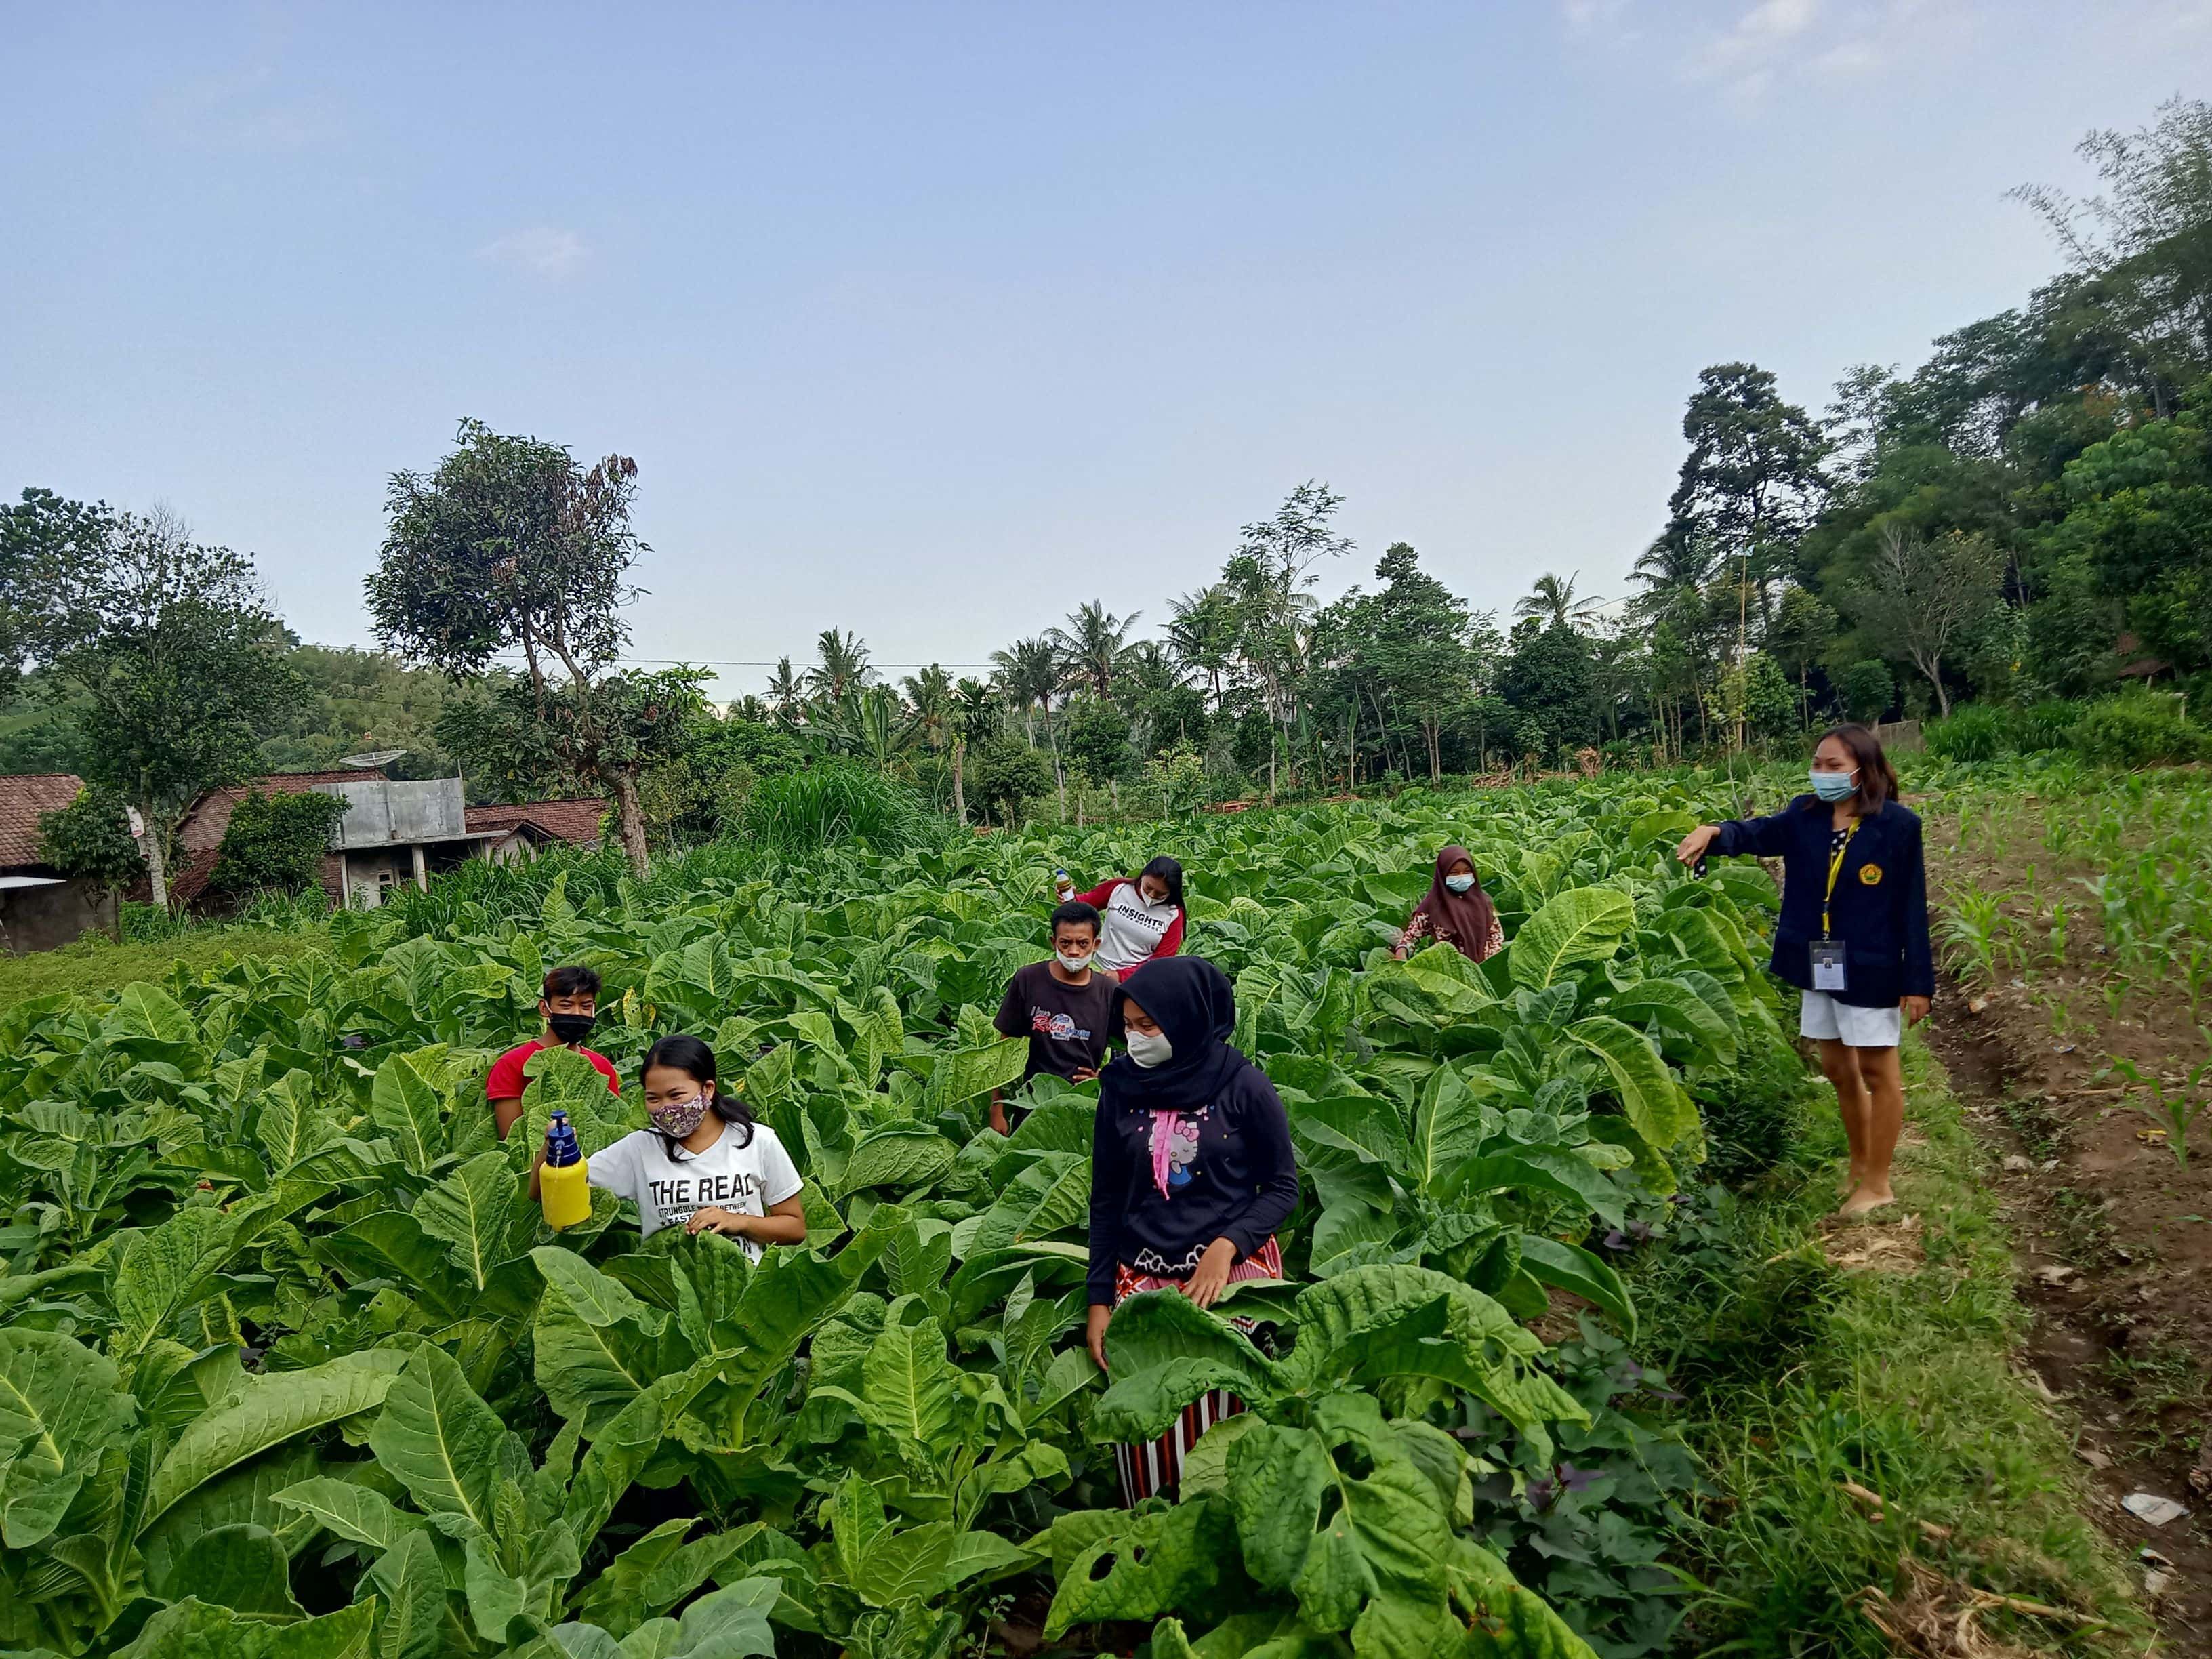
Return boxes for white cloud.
[478,227,589,277]
[1655,0,1975,102]
[1689,0,1822,83]
[1811,37,1884,73]
[1559,0,1635,34]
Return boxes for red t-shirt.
[485,1040,621,1101]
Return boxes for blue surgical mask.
[1444,874,1475,893]
[1811,769,1858,803]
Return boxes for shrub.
[1923,703,2011,762]
[1138,743,1210,816]
[2069,689,2206,768]
[1837,659,1893,723]
[207,790,351,898]
[2013,699,2083,752]
[966,739,1052,826]
[37,786,145,897]
[740,762,930,852]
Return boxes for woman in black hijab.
[1084,956,1299,1502]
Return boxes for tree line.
[5,98,2211,893]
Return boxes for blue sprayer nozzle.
[544,1109,582,1167]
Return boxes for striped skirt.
[1110,1236,1283,1506]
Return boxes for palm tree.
[1049,601,1139,701]
[1513,571,1605,630]
[901,664,955,753]
[728,693,772,723]
[947,677,998,824]
[806,629,873,702]
[765,657,806,722]
[1166,586,1237,706]
[991,636,1066,813]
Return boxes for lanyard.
[1821,821,1858,939]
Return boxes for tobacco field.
[0,779,1801,1659]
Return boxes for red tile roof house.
[0,772,118,950]
[163,772,608,912]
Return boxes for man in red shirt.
[487,965,621,1140]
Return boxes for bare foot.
[1836,1186,1896,1219]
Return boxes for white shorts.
[1800,989,1901,1048]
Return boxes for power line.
[487,655,1000,670]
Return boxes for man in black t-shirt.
[991,900,1116,1133]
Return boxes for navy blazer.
[1711,795,1935,1008]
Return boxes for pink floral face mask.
[649,1093,710,1140]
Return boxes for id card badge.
[1810,940,1848,992]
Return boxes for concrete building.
[167,772,607,912]
[0,773,117,951]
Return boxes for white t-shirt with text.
[588,1120,803,1259]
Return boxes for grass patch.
[0,924,329,1006]
[1645,1040,2147,1656]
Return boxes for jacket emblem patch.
[1858,863,1883,886]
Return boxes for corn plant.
[1939,888,2004,985]
[2110,1054,2212,1168]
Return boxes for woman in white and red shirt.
[1066,856,1187,981]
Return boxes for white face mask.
[1056,949,1093,973]
[1444,873,1475,893]
[1124,1027,1174,1069]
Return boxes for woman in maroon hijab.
[1391,845,1504,962]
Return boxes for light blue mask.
[1444,874,1475,893]
[1810,770,1858,803]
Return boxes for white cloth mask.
[1124,1028,1174,1069]
[1056,950,1093,972]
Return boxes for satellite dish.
[339,749,409,769]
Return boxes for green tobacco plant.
[1040,1267,1597,1656]
[0,775,1817,1656]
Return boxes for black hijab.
[1103,956,1246,1113]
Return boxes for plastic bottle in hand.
[1054,867,1074,902]
[540,1109,592,1230]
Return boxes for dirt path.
[1926,981,2212,1650]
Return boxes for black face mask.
[546,1012,596,1045]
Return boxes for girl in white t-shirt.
[531,1033,806,1259]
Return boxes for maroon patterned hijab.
[1418,844,1498,958]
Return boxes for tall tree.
[989,636,1066,812]
[365,417,677,874]
[901,664,954,754]
[948,676,999,823]
[806,630,874,702]
[1512,571,1604,631]
[1321,543,1476,783]
[765,657,806,721]
[1837,525,2001,718]
[1663,363,1832,656]
[33,506,304,908]
[1164,586,1237,706]
[1225,482,1355,796]
[0,488,112,700]
[2013,96,2212,407]
[1050,602,1139,701]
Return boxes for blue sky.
[7,1,2211,695]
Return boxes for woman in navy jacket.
[1674,724,1933,1217]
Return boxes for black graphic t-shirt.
[994,960,1116,1082]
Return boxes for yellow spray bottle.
[540,1108,592,1230]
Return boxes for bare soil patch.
[1925,800,2212,1647]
